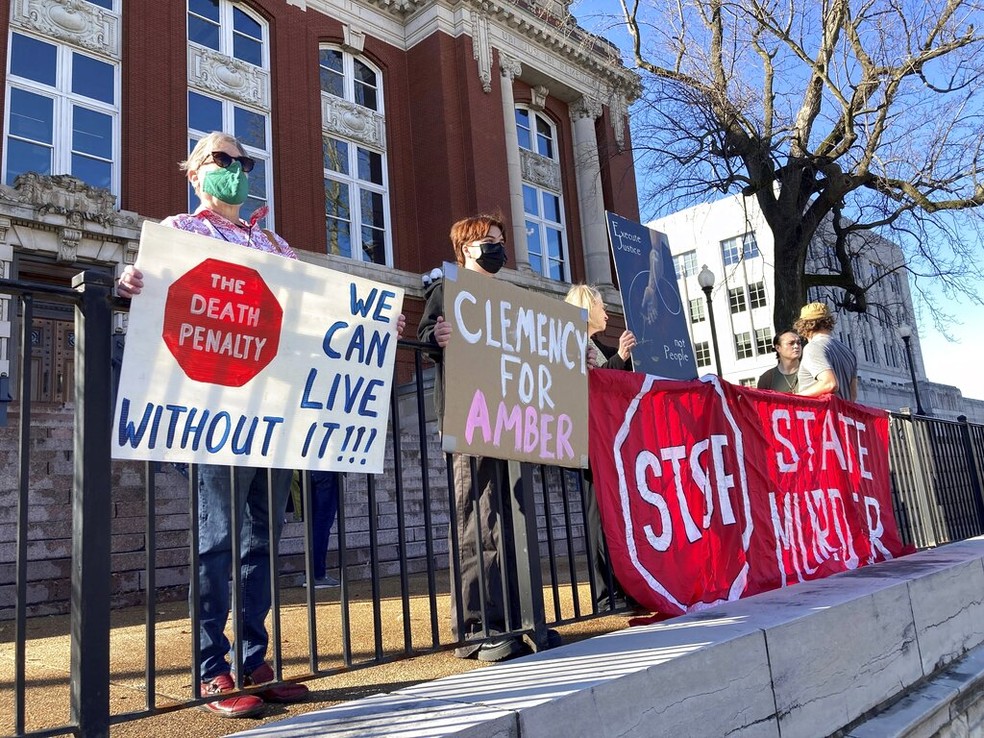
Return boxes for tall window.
[728,287,747,314]
[695,341,711,367]
[187,1,272,223]
[721,233,759,266]
[320,47,390,265]
[735,332,754,360]
[4,15,120,193]
[748,281,768,309]
[517,107,567,281]
[754,328,771,355]
[674,250,697,279]
[689,298,705,324]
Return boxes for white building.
[650,194,984,422]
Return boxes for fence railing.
[2,271,984,738]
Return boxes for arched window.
[515,107,567,281]
[320,46,390,265]
[187,0,273,223]
[3,0,121,193]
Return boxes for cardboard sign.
[440,263,590,468]
[606,212,698,380]
[113,221,404,473]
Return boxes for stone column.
[499,53,531,272]
[570,95,611,287]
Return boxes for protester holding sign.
[418,214,557,662]
[564,284,641,613]
[118,132,405,719]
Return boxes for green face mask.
[201,161,250,205]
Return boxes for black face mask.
[476,242,507,274]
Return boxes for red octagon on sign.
[162,258,283,387]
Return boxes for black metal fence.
[2,271,984,738]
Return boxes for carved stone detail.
[4,173,138,229]
[124,240,139,265]
[0,219,10,244]
[59,228,81,262]
[520,149,561,193]
[530,85,549,112]
[188,46,271,109]
[609,91,629,149]
[472,11,493,93]
[342,23,366,53]
[12,0,120,59]
[499,52,522,80]
[570,94,602,121]
[321,96,386,149]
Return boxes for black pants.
[583,472,629,610]
[450,454,524,638]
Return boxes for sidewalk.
[0,574,632,738]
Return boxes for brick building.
[0,0,640,615]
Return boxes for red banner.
[588,369,909,615]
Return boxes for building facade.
[0,0,640,398]
[652,194,984,422]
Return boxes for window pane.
[325,178,350,219]
[319,50,344,97]
[9,88,54,143]
[233,8,262,39]
[548,259,563,281]
[5,139,52,185]
[233,35,262,66]
[357,148,382,184]
[247,158,266,199]
[515,109,531,150]
[522,185,538,215]
[188,91,222,132]
[10,33,57,87]
[189,0,219,21]
[323,138,349,175]
[526,220,541,256]
[354,81,377,111]
[354,60,377,86]
[529,252,543,275]
[361,225,385,264]
[188,16,220,49]
[71,154,111,189]
[234,107,266,148]
[535,115,553,158]
[327,219,351,258]
[86,0,114,8]
[72,53,115,104]
[242,197,264,224]
[546,228,562,260]
[360,188,384,228]
[542,193,561,223]
[72,106,112,158]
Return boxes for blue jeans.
[196,464,293,681]
[310,471,340,579]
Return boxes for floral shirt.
[160,208,297,260]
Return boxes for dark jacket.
[417,277,446,420]
[594,337,632,372]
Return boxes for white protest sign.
[113,221,404,473]
[441,263,590,468]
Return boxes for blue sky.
[571,0,984,403]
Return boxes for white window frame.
[3,29,120,195]
[320,45,392,266]
[516,105,568,282]
[188,0,268,68]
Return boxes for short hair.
[449,214,506,266]
[564,284,602,310]
[181,132,247,173]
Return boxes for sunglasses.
[205,151,255,173]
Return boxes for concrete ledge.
[227,538,984,738]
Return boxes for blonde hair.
[564,283,602,310]
[180,132,246,173]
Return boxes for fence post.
[70,270,114,738]
[509,462,549,650]
[957,415,984,535]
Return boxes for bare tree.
[613,0,984,330]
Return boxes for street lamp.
[697,265,723,376]
[898,323,926,415]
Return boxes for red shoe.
[200,673,265,718]
[245,662,309,704]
